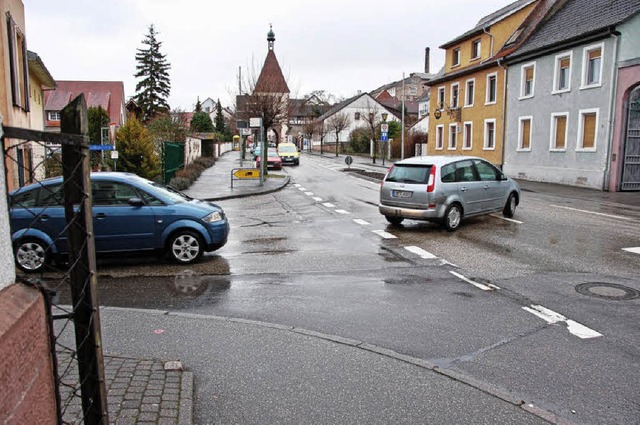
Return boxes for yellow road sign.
[233,168,260,179]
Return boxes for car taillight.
[381,165,394,187]
[426,166,436,192]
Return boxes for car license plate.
[392,190,412,198]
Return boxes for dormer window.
[452,48,461,67]
[471,39,481,60]
[47,111,61,121]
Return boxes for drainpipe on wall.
[481,26,494,64]
[603,30,621,192]
[497,58,508,169]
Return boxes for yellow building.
[427,0,539,166]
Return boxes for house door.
[621,86,640,191]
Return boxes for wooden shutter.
[589,49,601,60]
[7,15,18,107]
[525,67,534,81]
[522,119,531,149]
[582,113,596,149]
[560,57,570,69]
[555,116,566,149]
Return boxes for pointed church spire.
[267,24,275,51]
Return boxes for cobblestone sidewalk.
[59,353,193,424]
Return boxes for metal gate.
[162,141,184,183]
[621,86,640,191]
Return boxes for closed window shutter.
[525,67,534,81]
[7,15,18,107]
[582,113,596,149]
[589,49,601,60]
[560,57,570,69]
[21,34,29,112]
[556,116,566,149]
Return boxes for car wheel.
[15,238,48,273]
[385,216,404,225]
[168,230,204,264]
[503,192,517,218]
[443,204,462,231]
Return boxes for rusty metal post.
[60,94,109,424]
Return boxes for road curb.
[201,175,290,202]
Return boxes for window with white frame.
[435,125,444,150]
[463,122,473,150]
[520,63,535,98]
[553,52,572,93]
[465,79,475,107]
[486,73,497,104]
[550,113,568,151]
[471,39,481,60]
[484,119,496,150]
[437,87,445,109]
[47,111,61,121]
[450,83,459,108]
[7,13,29,111]
[518,116,532,151]
[448,124,458,150]
[577,109,598,151]
[452,48,461,67]
[582,43,603,88]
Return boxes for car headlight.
[203,211,223,223]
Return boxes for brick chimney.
[424,47,430,74]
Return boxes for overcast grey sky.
[26,0,513,110]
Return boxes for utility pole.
[401,72,405,160]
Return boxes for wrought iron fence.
[2,94,108,424]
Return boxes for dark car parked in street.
[10,172,230,272]
[379,155,520,231]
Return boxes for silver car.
[379,156,520,231]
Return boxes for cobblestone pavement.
[59,352,193,425]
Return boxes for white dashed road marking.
[372,230,397,239]
[490,214,523,224]
[298,187,307,191]
[335,209,350,214]
[305,192,314,196]
[522,305,602,339]
[622,247,640,254]
[551,205,633,221]
[322,202,335,208]
[294,184,301,187]
[404,246,437,259]
[353,219,371,226]
[312,197,323,202]
[449,271,494,291]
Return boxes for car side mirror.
[128,197,144,207]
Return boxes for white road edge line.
[322,202,335,208]
[622,247,640,255]
[522,304,602,339]
[551,205,633,221]
[353,219,371,226]
[489,214,523,224]
[372,230,397,239]
[449,271,493,291]
[335,209,350,215]
[404,246,437,259]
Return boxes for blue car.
[9,172,229,272]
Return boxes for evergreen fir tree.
[114,116,161,180]
[214,99,226,133]
[190,111,214,133]
[195,97,202,112]
[134,24,171,123]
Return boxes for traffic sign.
[345,155,353,166]
[233,168,260,179]
[381,124,389,132]
[89,144,114,151]
[110,150,119,159]
[381,132,389,142]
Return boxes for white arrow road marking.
[305,192,314,196]
[522,305,602,339]
[335,209,350,214]
[312,197,323,202]
[622,247,640,254]
[405,246,437,259]
[353,219,371,226]
[449,271,493,291]
[372,230,397,239]
[322,202,335,208]
[551,205,633,221]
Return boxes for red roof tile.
[255,50,290,94]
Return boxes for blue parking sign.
[381,132,388,142]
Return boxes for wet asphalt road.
[48,154,640,424]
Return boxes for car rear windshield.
[279,145,296,153]
[385,164,432,184]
